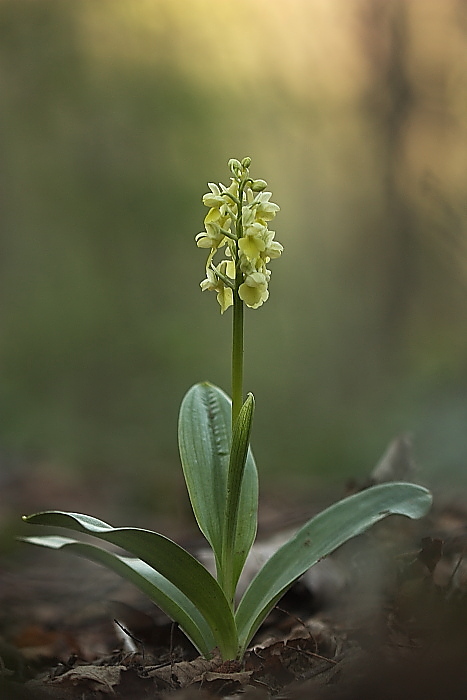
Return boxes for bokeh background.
[1,0,467,525]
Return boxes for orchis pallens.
[196,158,283,313]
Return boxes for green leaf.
[235,482,432,656]
[22,511,238,659]
[22,535,216,657]
[178,382,258,581]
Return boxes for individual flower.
[202,183,226,209]
[238,272,269,309]
[238,222,266,260]
[263,230,283,260]
[249,190,280,222]
[200,260,235,314]
[195,222,225,250]
[204,207,222,224]
[202,182,236,227]
[219,178,239,204]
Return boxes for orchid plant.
[22,157,432,661]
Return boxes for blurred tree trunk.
[359,0,418,369]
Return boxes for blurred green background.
[1,0,467,520]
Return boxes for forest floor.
[1,459,466,700]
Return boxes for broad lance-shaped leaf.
[235,482,432,656]
[22,535,216,658]
[178,382,258,580]
[22,511,238,659]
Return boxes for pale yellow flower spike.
[196,158,282,312]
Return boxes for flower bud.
[241,156,252,169]
[228,158,242,176]
[250,179,267,192]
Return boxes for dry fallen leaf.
[146,654,221,687]
[49,664,126,694]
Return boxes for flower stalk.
[231,280,244,429]
[196,157,283,428]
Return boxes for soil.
[1,463,466,700]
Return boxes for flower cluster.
[196,158,282,313]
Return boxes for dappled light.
[0,0,466,511]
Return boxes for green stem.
[231,290,244,430]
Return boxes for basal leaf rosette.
[196,158,283,313]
